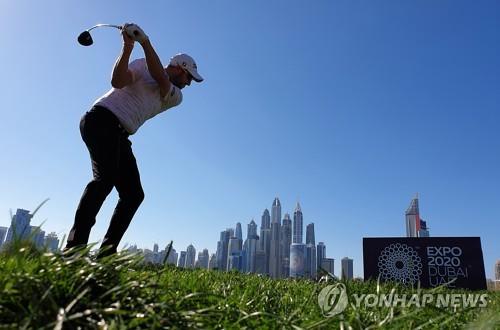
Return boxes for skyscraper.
[0,226,8,247]
[259,209,271,274]
[244,220,259,273]
[215,241,222,269]
[45,232,59,252]
[405,194,430,238]
[281,213,292,277]
[293,202,303,244]
[228,237,242,271]
[405,195,420,238]
[419,220,430,237]
[271,198,281,224]
[341,257,353,280]
[185,245,196,269]
[317,242,326,269]
[165,248,178,266]
[306,223,315,245]
[235,222,242,241]
[254,249,267,274]
[6,209,32,243]
[269,198,282,278]
[305,223,317,279]
[208,253,217,270]
[198,249,210,269]
[30,226,45,248]
[216,229,231,270]
[289,243,306,278]
[496,260,500,281]
[178,251,187,268]
[321,258,335,276]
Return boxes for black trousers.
[65,106,144,256]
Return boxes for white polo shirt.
[94,58,183,134]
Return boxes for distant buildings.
[269,198,281,278]
[405,194,430,238]
[280,214,292,277]
[321,258,335,275]
[496,260,500,281]
[259,209,271,274]
[293,203,303,244]
[305,223,317,279]
[1,208,60,252]
[341,257,353,280]
[289,243,306,278]
[185,244,196,269]
[210,198,340,280]
[6,209,32,243]
[208,253,217,270]
[178,251,187,268]
[44,232,60,252]
[243,220,259,273]
[3,201,359,282]
[317,242,326,268]
[197,249,210,269]
[0,226,8,247]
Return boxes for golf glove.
[124,23,148,43]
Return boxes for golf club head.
[78,31,93,46]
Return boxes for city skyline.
[0,208,60,253]
[1,194,498,280]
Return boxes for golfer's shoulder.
[163,84,183,108]
[129,58,147,70]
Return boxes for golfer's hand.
[121,25,135,47]
[124,23,149,44]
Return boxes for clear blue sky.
[0,1,498,279]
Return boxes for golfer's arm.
[111,44,134,88]
[140,40,171,97]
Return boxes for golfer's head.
[168,53,203,89]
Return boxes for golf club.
[77,23,123,46]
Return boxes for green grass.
[0,243,498,329]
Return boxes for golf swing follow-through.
[77,23,148,47]
[66,23,203,258]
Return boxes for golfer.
[65,23,203,257]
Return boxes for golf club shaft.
[87,24,122,32]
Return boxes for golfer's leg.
[66,111,119,250]
[99,138,144,255]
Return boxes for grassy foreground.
[0,244,498,329]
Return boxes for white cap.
[169,53,203,82]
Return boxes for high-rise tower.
[269,198,282,278]
[496,260,500,281]
[0,226,8,247]
[405,195,420,237]
[306,223,315,246]
[178,251,187,268]
[405,194,430,237]
[259,209,271,274]
[185,244,196,269]
[235,222,243,241]
[243,220,259,272]
[216,229,231,270]
[5,209,32,243]
[317,242,326,268]
[305,223,317,279]
[281,213,292,277]
[341,257,353,280]
[293,202,303,244]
